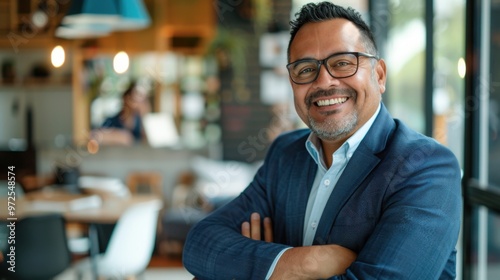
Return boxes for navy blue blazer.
[183,104,462,279]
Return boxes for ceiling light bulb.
[113,51,129,74]
[32,10,49,28]
[458,58,466,79]
[51,45,65,68]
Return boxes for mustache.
[306,88,356,107]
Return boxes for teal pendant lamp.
[55,24,112,39]
[56,0,151,39]
[113,0,151,30]
[62,0,120,26]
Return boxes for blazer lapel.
[313,104,395,244]
[285,147,317,246]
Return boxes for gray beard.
[309,110,358,141]
[305,87,359,141]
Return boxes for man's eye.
[333,61,351,67]
[298,67,316,75]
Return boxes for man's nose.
[313,65,341,87]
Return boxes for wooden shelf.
[0,77,72,88]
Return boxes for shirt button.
[324,179,330,186]
[311,222,317,229]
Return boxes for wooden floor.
[72,252,184,268]
[57,253,190,280]
[148,253,184,268]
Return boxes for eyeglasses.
[286,52,379,85]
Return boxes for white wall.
[0,85,73,148]
[0,48,73,149]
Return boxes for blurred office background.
[0,0,498,279]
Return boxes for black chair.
[0,213,72,280]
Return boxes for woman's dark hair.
[122,81,137,98]
[287,2,378,61]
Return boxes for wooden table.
[0,189,162,223]
[1,189,162,280]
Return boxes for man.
[183,2,462,279]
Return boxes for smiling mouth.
[315,97,348,107]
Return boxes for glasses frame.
[286,51,379,85]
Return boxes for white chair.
[74,199,162,279]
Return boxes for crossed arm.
[241,213,357,280]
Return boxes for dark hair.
[122,81,137,98]
[287,2,378,61]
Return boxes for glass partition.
[463,0,500,279]
[386,0,426,133]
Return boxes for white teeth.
[317,97,348,107]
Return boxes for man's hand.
[240,212,356,279]
[241,212,273,242]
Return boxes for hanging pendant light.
[56,0,151,39]
[51,45,65,68]
[113,51,129,74]
[62,0,120,26]
[57,0,117,39]
[113,0,151,31]
[55,24,112,39]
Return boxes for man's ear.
[376,59,387,94]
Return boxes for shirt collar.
[306,103,381,167]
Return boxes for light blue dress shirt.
[302,103,380,245]
[265,104,381,279]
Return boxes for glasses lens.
[326,53,358,78]
[288,60,319,84]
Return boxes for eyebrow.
[289,51,354,65]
